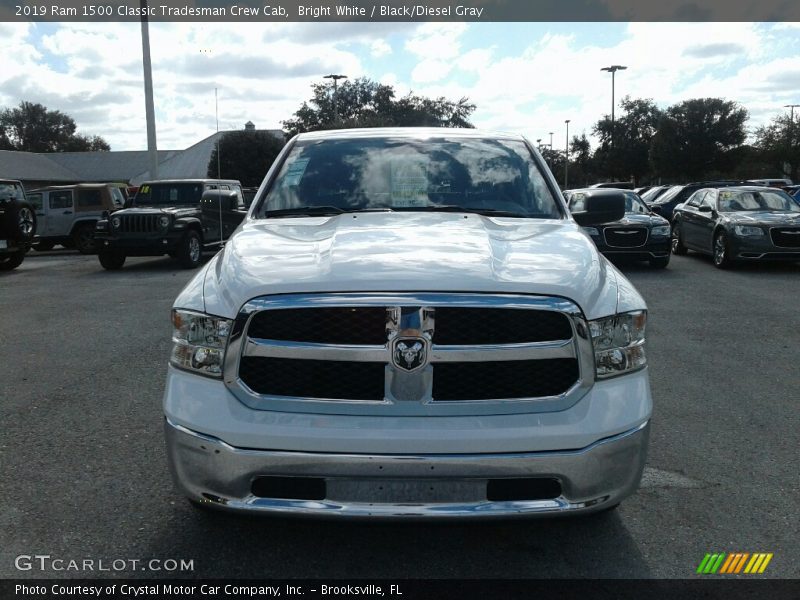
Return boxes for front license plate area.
[325,478,485,503]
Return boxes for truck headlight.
[170,309,232,377]
[651,225,670,237]
[159,215,170,228]
[111,216,121,229]
[588,310,646,379]
[733,225,764,237]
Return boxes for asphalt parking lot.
[1,249,798,579]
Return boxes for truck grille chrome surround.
[223,293,595,417]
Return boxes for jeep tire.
[177,230,202,269]
[98,250,126,270]
[73,223,97,254]
[0,250,25,271]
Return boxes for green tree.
[569,133,594,186]
[650,98,748,180]
[0,101,110,152]
[592,97,661,183]
[753,113,800,182]
[207,130,286,187]
[283,77,476,136]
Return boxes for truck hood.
[184,212,642,320]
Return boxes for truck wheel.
[73,223,97,254]
[98,250,126,270]
[177,230,202,269]
[34,240,55,251]
[671,223,687,255]
[0,251,25,271]
[649,255,670,269]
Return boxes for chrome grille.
[119,213,161,233]
[603,227,648,248]
[224,294,594,417]
[770,227,800,248]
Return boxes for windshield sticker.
[391,161,428,206]
[283,158,310,187]
[139,185,150,194]
[719,191,734,200]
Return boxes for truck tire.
[177,230,202,269]
[0,250,25,271]
[73,223,97,254]
[98,250,126,270]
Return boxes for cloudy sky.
[1,21,799,152]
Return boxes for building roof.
[0,150,81,181]
[0,129,285,187]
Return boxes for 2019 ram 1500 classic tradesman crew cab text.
[163,128,652,518]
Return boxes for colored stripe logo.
[696,553,773,574]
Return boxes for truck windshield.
[134,183,204,206]
[258,137,562,219]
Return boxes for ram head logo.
[392,337,428,372]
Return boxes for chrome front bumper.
[165,418,649,519]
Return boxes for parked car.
[0,179,36,271]
[639,185,672,204]
[590,181,634,190]
[27,183,124,253]
[565,188,671,268]
[94,178,246,270]
[648,181,750,221]
[163,128,652,519]
[633,186,653,196]
[748,178,793,188]
[671,186,800,268]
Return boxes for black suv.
[94,179,246,270]
[0,179,36,271]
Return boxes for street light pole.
[549,131,554,149]
[785,104,799,122]
[140,0,158,179]
[564,119,571,188]
[324,74,348,123]
[601,65,627,145]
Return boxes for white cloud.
[370,39,392,58]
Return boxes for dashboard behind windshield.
[257,136,562,218]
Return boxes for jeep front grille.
[119,214,161,233]
[224,293,594,416]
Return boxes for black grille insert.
[239,357,385,400]
[432,359,578,400]
[247,307,387,344]
[433,308,572,344]
[604,227,648,247]
[770,228,800,248]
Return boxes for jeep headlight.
[588,310,646,379]
[111,216,121,229]
[651,225,670,237]
[170,309,232,377]
[159,215,170,228]
[733,225,764,237]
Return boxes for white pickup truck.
[163,128,652,518]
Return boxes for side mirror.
[570,190,626,226]
[650,205,662,215]
[698,205,712,213]
[201,190,237,212]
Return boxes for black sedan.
[646,180,750,221]
[671,186,800,268]
[565,188,672,268]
